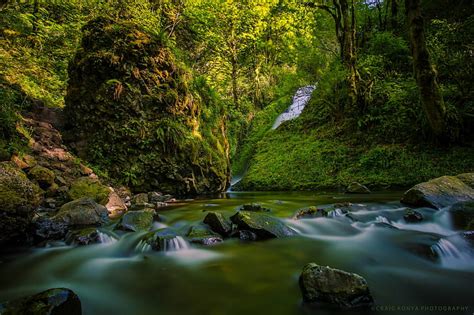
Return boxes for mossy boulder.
[346,182,371,194]
[448,201,474,230]
[230,211,297,240]
[293,206,328,220]
[27,165,55,189]
[54,198,109,227]
[0,162,42,244]
[456,173,474,189]
[299,263,374,309]
[64,17,229,195]
[0,288,81,315]
[203,211,232,236]
[116,210,153,232]
[187,224,223,245]
[401,175,474,209]
[68,177,110,205]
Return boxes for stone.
[403,209,424,223]
[67,177,110,205]
[148,191,163,203]
[187,225,223,245]
[448,201,474,230]
[28,165,55,189]
[65,228,100,246]
[116,210,153,232]
[33,216,69,242]
[0,288,81,315]
[238,230,257,241]
[54,197,109,226]
[230,211,297,240]
[145,228,184,251]
[132,193,149,205]
[105,190,127,219]
[456,173,474,189]
[299,263,374,309]
[203,212,232,236]
[0,162,42,244]
[346,182,371,194]
[240,203,271,212]
[401,175,474,209]
[293,206,328,220]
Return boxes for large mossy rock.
[299,263,374,309]
[203,211,232,236]
[449,201,474,230]
[64,17,229,195]
[0,162,42,244]
[187,224,223,245]
[401,175,474,209]
[0,288,81,315]
[54,197,109,227]
[230,211,297,240]
[68,177,110,205]
[27,165,55,189]
[116,210,153,232]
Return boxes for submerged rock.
[293,207,328,220]
[54,198,109,227]
[0,162,42,244]
[67,177,110,205]
[239,203,271,212]
[299,263,374,309]
[346,182,371,194]
[116,210,153,232]
[238,230,258,241]
[403,209,424,223]
[448,201,474,230]
[145,228,179,251]
[66,228,101,246]
[230,211,297,240]
[401,175,474,209]
[0,288,81,315]
[203,212,232,236]
[187,225,223,245]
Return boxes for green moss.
[65,17,229,194]
[28,165,55,189]
[68,177,110,205]
[238,126,474,191]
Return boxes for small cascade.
[227,175,244,192]
[375,216,391,224]
[163,236,190,252]
[98,231,118,244]
[272,85,316,129]
[328,208,345,218]
[135,239,152,252]
[432,237,474,270]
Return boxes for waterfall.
[272,85,316,129]
[98,231,118,244]
[162,236,190,252]
[432,236,474,270]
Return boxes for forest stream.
[1,191,473,315]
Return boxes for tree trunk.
[390,0,398,29]
[231,55,239,110]
[340,0,358,106]
[405,0,446,137]
[32,0,39,34]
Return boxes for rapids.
[0,191,473,315]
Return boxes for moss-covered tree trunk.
[405,0,446,138]
[340,0,358,107]
[390,0,398,30]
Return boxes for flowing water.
[272,85,316,130]
[0,191,473,315]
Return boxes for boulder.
[0,288,81,315]
[401,175,474,209]
[28,165,55,189]
[239,203,271,212]
[0,162,42,244]
[66,228,101,246]
[116,210,153,232]
[299,263,374,309]
[132,193,149,205]
[456,173,474,189]
[346,182,371,194]
[33,216,69,242]
[203,212,232,236]
[105,190,127,219]
[293,207,328,220]
[187,225,223,245]
[238,230,257,241]
[403,209,424,223]
[67,177,110,205]
[54,198,109,226]
[448,201,474,230]
[145,228,188,251]
[230,211,297,240]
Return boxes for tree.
[306,0,359,107]
[405,0,446,137]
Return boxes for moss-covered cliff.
[64,17,229,195]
